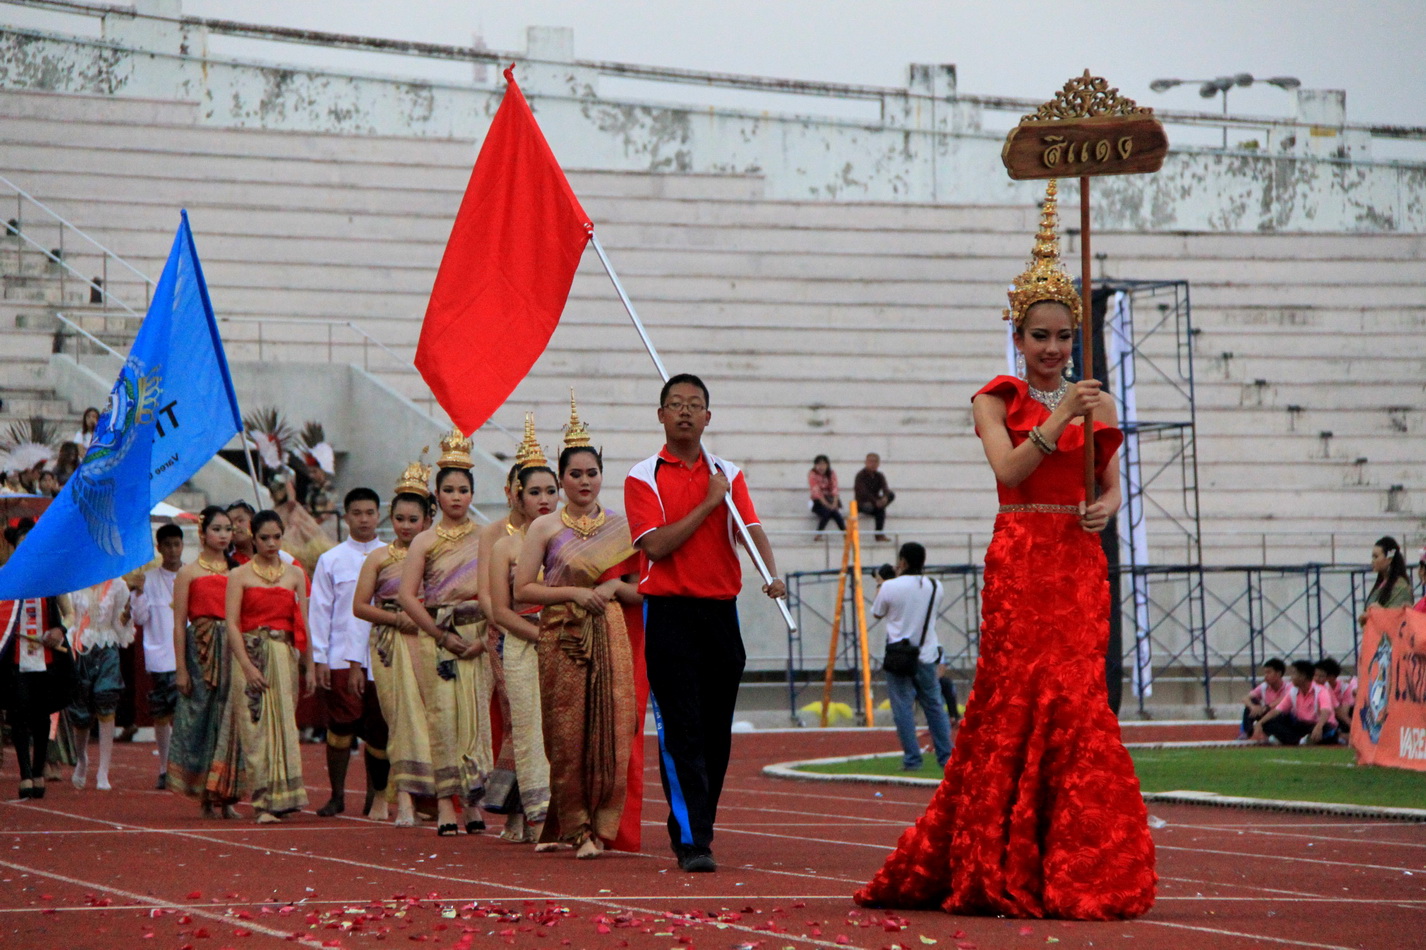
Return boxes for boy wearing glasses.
[624,373,784,873]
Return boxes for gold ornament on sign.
[1023,70,1154,122]
[394,450,432,499]
[1004,179,1083,329]
[562,389,591,449]
[437,429,473,470]
[516,413,549,470]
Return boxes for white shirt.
[130,565,179,673]
[67,580,134,652]
[872,574,943,664]
[308,536,383,669]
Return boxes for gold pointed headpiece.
[437,428,474,470]
[516,413,549,470]
[1004,179,1083,329]
[562,389,591,449]
[394,450,432,499]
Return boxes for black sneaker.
[155,774,168,791]
[678,852,716,873]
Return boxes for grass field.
[793,746,1426,809]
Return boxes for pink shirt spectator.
[1275,682,1335,724]
[808,469,839,503]
[1249,680,1290,708]
[1330,678,1355,709]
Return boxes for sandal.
[437,823,460,836]
[465,819,486,834]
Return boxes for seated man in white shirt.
[309,488,388,816]
[128,523,185,789]
[873,542,952,771]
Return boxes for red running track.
[2,728,1423,950]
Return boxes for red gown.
[854,376,1156,921]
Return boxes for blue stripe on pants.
[650,693,694,847]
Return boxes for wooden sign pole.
[1000,72,1168,502]
[1079,175,1095,498]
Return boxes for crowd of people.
[2,379,786,874]
[5,178,1424,921]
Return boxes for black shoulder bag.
[881,578,938,676]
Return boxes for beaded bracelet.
[1028,426,1055,455]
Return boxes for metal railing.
[0,172,153,314]
[785,562,1380,724]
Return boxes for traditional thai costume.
[371,542,437,797]
[228,584,308,817]
[417,429,492,808]
[537,502,644,849]
[855,180,1156,920]
[168,572,242,801]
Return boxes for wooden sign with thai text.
[1001,72,1168,181]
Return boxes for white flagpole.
[589,231,796,634]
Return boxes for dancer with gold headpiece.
[855,180,1155,919]
[485,414,559,844]
[397,429,493,836]
[515,393,646,859]
[223,509,313,822]
[353,457,433,824]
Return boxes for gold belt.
[998,504,1079,514]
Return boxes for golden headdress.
[1004,178,1083,329]
[516,413,549,470]
[437,428,473,470]
[394,451,432,499]
[562,389,591,449]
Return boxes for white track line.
[0,857,323,946]
[1162,822,1426,851]
[1156,843,1426,874]
[3,804,873,950]
[1137,918,1362,950]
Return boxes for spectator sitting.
[1239,657,1289,739]
[854,452,895,542]
[53,442,81,486]
[1314,657,1353,741]
[1252,660,1337,746]
[807,454,845,532]
[37,470,59,498]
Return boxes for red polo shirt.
[624,445,760,600]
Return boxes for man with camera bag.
[874,542,951,772]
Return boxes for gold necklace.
[385,542,409,565]
[435,519,475,543]
[251,558,285,584]
[560,505,606,540]
[504,521,519,536]
[196,553,227,575]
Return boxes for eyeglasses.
[662,401,706,414]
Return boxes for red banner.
[1352,607,1426,771]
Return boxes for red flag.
[416,66,592,435]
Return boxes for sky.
[8,1,1425,136]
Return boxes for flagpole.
[237,427,264,505]
[589,231,796,634]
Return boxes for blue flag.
[0,212,241,599]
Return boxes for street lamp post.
[1149,74,1301,149]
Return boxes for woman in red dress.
[855,180,1156,921]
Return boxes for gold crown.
[516,413,549,470]
[394,451,432,499]
[437,428,474,470]
[562,388,591,449]
[1004,179,1083,329]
